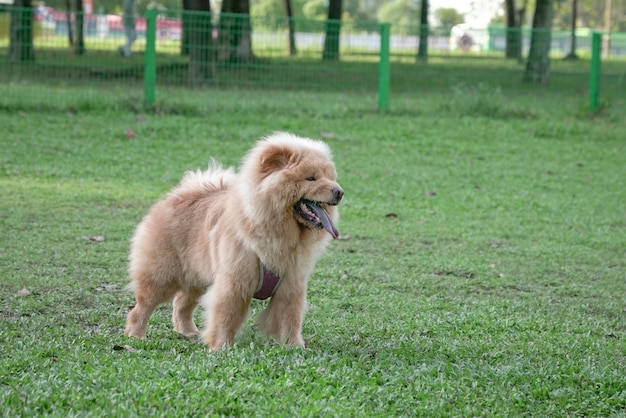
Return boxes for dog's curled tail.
[173,159,236,196]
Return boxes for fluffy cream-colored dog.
[124,132,343,350]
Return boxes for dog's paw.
[124,329,147,340]
[286,334,305,348]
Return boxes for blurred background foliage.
[25,0,626,32]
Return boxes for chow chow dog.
[124,132,343,351]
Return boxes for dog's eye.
[306,176,316,181]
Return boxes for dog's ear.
[260,145,294,176]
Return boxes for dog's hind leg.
[125,300,159,339]
[125,276,178,339]
[172,288,205,337]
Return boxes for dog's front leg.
[201,282,251,351]
[256,280,307,347]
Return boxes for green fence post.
[589,31,602,112]
[378,23,391,110]
[144,9,157,106]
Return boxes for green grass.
[1,78,625,416]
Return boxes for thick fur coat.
[124,132,343,350]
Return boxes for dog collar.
[254,261,282,300]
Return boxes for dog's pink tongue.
[310,204,339,239]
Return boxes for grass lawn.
[0,80,625,416]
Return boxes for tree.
[524,0,554,83]
[550,0,625,32]
[322,0,342,61]
[564,0,579,59]
[9,0,35,62]
[285,0,297,56]
[184,0,213,82]
[302,0,326,21]
[378,0,420,27]
[434,7,464,27]
[342,0,381,22]
[417,0,428,62]
[505,0,527,61]
[219,0,254,62]
[74,0,85,55]
[253,0,286,17]
[64,0,73,47]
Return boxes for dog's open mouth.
[293,199,339,239]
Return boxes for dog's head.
[242,132,343,239]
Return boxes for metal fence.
[1,9,386,85]
[1,7,624,110]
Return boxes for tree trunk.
[564,0,578,59]
[322,0,342,61]
[524,0,553,83]
[65,0,74,47]
[505,0,525,61]
[74,0,85,55]
[185,0,213,83]
[285,0,297,56]
[417,0,428,62]
[181,0,189,55]
[9,0,35,62]
[219,0,253,63]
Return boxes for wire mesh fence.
[1,6,625,110]
[0,9,384,88]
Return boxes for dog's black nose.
[333,187,344,202]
